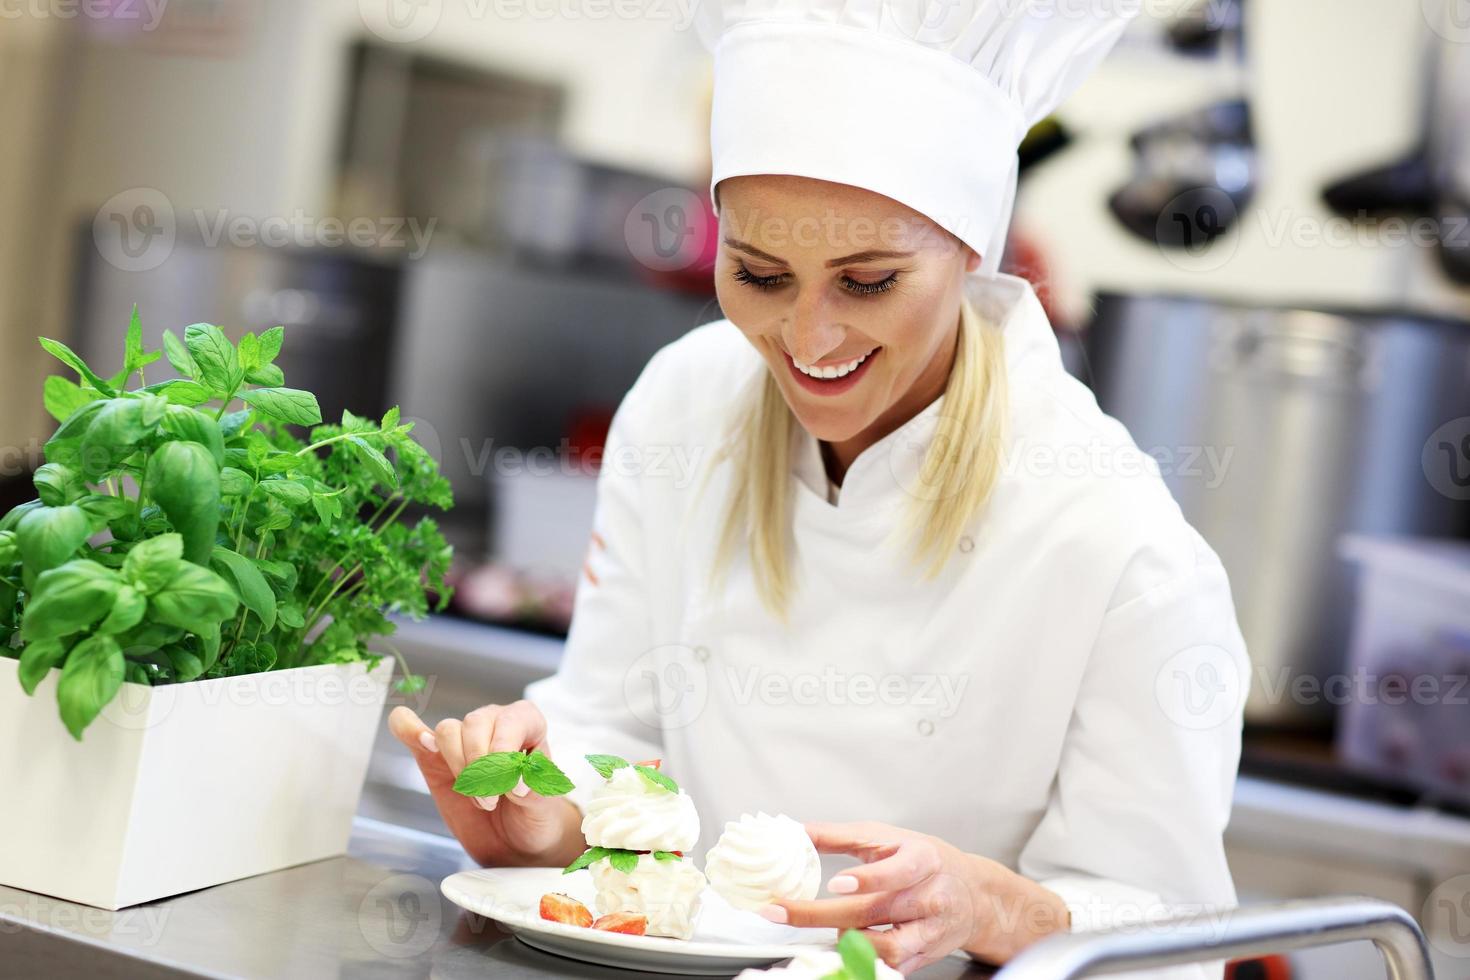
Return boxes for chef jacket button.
[958,536,974,553]
[917,719,935,736]
[694,645,711,662]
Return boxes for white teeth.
[794,351,870,380]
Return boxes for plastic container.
[1336,536,1470,807]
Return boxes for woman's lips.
[784,349,880,396]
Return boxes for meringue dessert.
[705,811,821,912]
[568,756,707,940]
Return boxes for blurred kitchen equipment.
[1337,536,1470,808]
[1109,98,1258,248]
[1083,293,1470,729]
[71,225,402,425]
[1164,0,1244,58]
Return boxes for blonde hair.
[711,295,1008,618]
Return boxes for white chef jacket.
[525,272,1250,979]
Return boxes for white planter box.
[0,655,391,909]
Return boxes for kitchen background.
[2,0,1470,976]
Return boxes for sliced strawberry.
[539,892,593,928]
[592,912,647,935]
[633,758,661,770]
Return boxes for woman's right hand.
[388,701,587,868]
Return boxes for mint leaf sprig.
[818,929,880,980]
[563,846,683,875]
[585,753,679,794]
[452,749,574,799]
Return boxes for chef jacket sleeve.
[522,354,670,817]
[1014,526,1251,980]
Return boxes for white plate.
[441,866,837,976]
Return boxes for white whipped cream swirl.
[705,812,821,912]
[590,853,707,940]
[580,766,700,852]
[734,948,903,979]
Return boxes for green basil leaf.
[0,530,16,567]
[347,436,396,488]
[634,764,678,794]
[563,846,611,875]
[122,533,184,592]
[38,337,117,396]
[57,634,124,740]
[124,661,151,685]
[244,364,285,387]
[17,637,69,695]
[162,329,199,379]
[258,325,285,363]
[114,622,184,658]
[147,560,239,630]
[163,644,204,682]
[184,323,243,396]
[585,754,630,779]
[79,396,167,479]
[17,504,91,587]
[43,376,103,424]
[21,560,120,642]
[239,387,322,427]
[75,494,132,526]
[144,441,221,566]
[452,751,526,798]
[210,547,276,630]
[96,585,146,634]
[607,850,639,874]
[220,466,255,497]
[160,405,226,467]
[521,750,575,797]
[42,399,108,471]
[33,463,82,507]
[196,623,222,672]
[276,602,305,629]
[0,500,43,535]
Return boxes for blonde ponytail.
[711,297,1008,618]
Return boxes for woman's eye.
[842,273,899,296]
[731,264,788,290]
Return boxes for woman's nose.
[786,292,845,365]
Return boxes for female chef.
[388,1,1252,975]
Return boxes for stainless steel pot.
[1082,293,1470,728]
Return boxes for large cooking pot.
[1081,293,1470,729]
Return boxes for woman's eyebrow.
[722,237,915,267]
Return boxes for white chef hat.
[695,0,1137,275]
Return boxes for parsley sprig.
[585,753,679,794]
[452,750,574,798]
[563,846,682,875]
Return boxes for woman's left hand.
[759,821,1071,974]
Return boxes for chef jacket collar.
[790,273,1057,511]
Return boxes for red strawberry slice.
[592,912,647,935]
[539,892,593,928]
[633,758,661,770]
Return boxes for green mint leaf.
[56,634,124,740]
[239,387,322,427]
[238,332,261,372]
[210,547,277,631]
[563,846,612,875]
[394,674,426,694]
[43,376,103,425]
[259,480,311,506]
[634,764,678,794]
[652,850,681,862]
[244,363,285,387]
[162,329,198,379]
[452,751,526,798]
[257,325,285,364]
[184,323,243,396]
[347,436,396,488]
[585,754,630,779]
[521,750,575,797]
[37,337,116,396]
[607,850,640,874]
[139,379,213,407]
[837,929,878,980]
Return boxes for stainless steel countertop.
[0,816,994,980]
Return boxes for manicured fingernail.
[757,904,787,924]
[419,731,438,753]
[898,956,922,974]
[827,875,859,894]
[476,797,498,811]
[513,780,530,798]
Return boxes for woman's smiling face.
[714,174,981,447]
